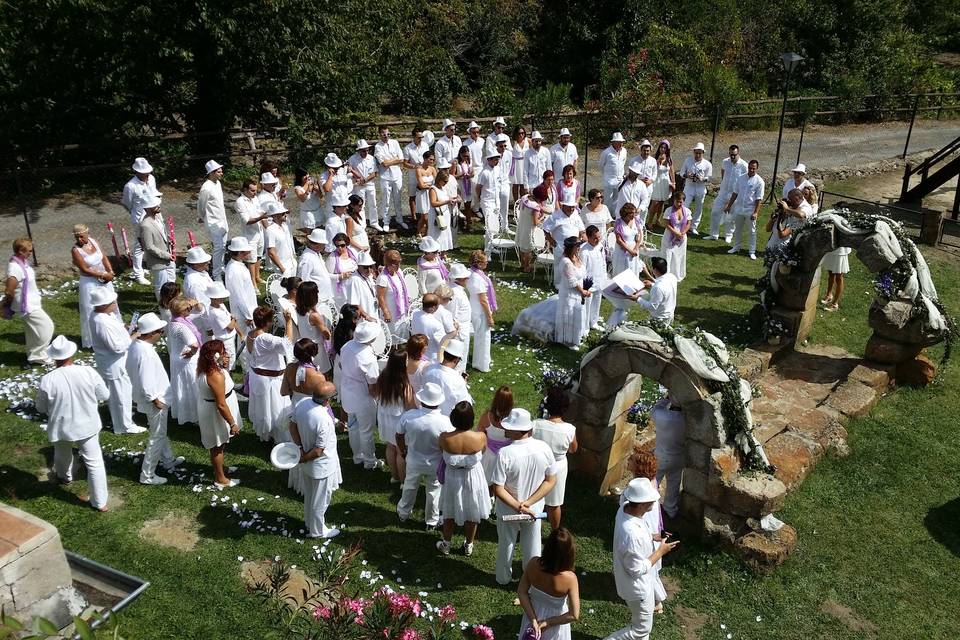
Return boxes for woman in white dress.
[649,140,675,223]
[415,151,437,234]
[71,224,117,348]
[556,165,581,207]
[540,171,558,216]
[532,388,579,529]
[3,238,54,365]
[326,234,358,312]
[294,168,322,233]
[580,189,613,236]
[280,338,330,494]
[612,202,643,276]
[428,170,458,254]
[454,146,474,232]
[467,251,496,373]
[167,296,202,425]
[510,125,530,201]
[196,340,241,488]
[554,238,590,349]
[346,195,370,258]
[417,236,448,294]
[246,305,294,442]
[277,276,301,341]
[437,401,489,556]
[661,191,691,281]
[375,347,417,484]
[477,385,513,482]
[517,528,581,640]
[406,334,430,394]
[294,281,332,374]
[517,185,548,273]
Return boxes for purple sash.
[471,267,498,312]
[666,206,691,247]
[436,459,446,485]
[418,257,448,280]
[174,315,203,345]
[486,438,510,455]
[386,270,409,317]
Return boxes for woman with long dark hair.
[477,385,513,481]
[375,346,417,483]
[517,527,581,640]
[533,387,579,529]
[196,340,241,488]
[437,401,488,556]
[294,167,322,233]
[648,140,675,224]
[555,237,590,349]
[295,281,332,374]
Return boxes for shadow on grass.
[924,497,960,557]
[0,464,91,509]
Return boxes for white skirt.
[821,247,851,274]
[170,355,199,424]
[247,372,290,441]
[661,235,687,281]
[544,457,569,507]
[439,452,491,525]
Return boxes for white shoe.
[140,475,168,486]
[164,456,186,470]
[724,236,734,244]
[397,221,410,230]
[214,479,240,489]
[119,426,148,435]
[370,221,383,232]
[727,247,740,254]
[749,253,757,260]
[462,542,474,557]
[135,275,151,286]
[592,323,605,331]
[704,235,718,241]
[689,228,700,236]
[321,527,341,539]
[364,459,385,470]
[436,540,451,555]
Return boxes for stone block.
[628,348,668,380]
[684,396,725,448]
[660,363,705,404]
[763,431,824,490]
[681,468,708,500]
[868,299,944,347]
[919,210,944,246]
[735,351,765,382]
[734,524,798,573]
[774,265,822,311]
[702,506,747,545]
[609,374,645,422]
[575,424,615,454]
[794,225,834,271]
[719,473,787,518]
[864,333,924,365]
[896,354,937,387]
[795,306,818,345]
[743,346,776,373]
[2,536,72,614]
[678,493,704,524]
[707,446,741,485]
[569,447,604,478]
[847,363,893,392]
[856,233,901,273]
[833,225,869,250]
[577,368,619,400]
[592,346,636,383]
[684,440,712,472]
[824,380,879,418]
[787,408,848,454]
[608,424,637,471]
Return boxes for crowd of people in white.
[4,119,843,640]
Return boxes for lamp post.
[767,52,804,202]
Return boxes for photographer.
[766,188,812,251]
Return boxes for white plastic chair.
[486,212,518,269]
[531,226,555,282]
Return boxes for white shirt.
[91,312,132,376]
[411,310,446,363]
[36,364,109,442]
[224,260,257,323]
[447,284,472,327]
[599,145,627,184]
[126,339,171,410]
[489,437,557,515]
[732,173,765,215]
[532,420,577,460]
[615,178,651,215]
[396,407,453,469]
[550,142,579,177]
[719,156,749,193]
[293,397,340,479]
[498,148,513,189]
[375,138,404,182]
[477,164,499,211]
[234,193,263,244]
[338,339,378,412]
[321,167,354,205]
[376,270,410,320]
[298,248,334,302]
[348,152,377,186]
[543,210,585,247]
[343,273,377,318]
[183,268,213,308]
[629,155,658,183]
[435,134,463,168]
[198,179,228,231]
[524,146,552,190]
[651,398,686,461]
[466,136,486,172]
[265,221,296,273]
[580,241,607,284]
[325,214,347,248]
[423,363,472,416]
[612,507,655,601]
[680,157,713,187]
[204,304,235,341]
[782,177,814,199]
[121,174,159,225]
[638,273,678,323]
[5,258,41,314]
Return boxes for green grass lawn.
[1,195,959,639]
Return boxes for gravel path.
[2,119,958,267]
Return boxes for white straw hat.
[623,476,660,503]
[206,282,230,299]
[185,246,212,264]
[611,132,625,142]
[260,172,278,184]
[331,193,350,208]
[270,442,301,470]
[355,139,371,150]
[692,142,705,152]
[448,263,470,280]
[467,121,480,131]
[485,150,501,160]
[47,335,78,361]
[228,236,252,252]
[418,236,440,253]
[353,321,380,344]
[628,161,644,175]
[530,130,543,140]
[639,139,652,148]
[793,163,806,173]
[262,200,288,217]
[136,312,167,335]
[494,117,507,126]
[142,193,162,210]
[357,253,376,267]
[307,228,327,245]
[131,157,153,173]
[442,118,456,129]
[415,382,445,407]
[558,128,572,137]
[497,133,510,143]
[422,130,436,146]
[324,153,342,168]
[443,339,466,360]
[501,408,533,432]
[436,158,452,170]
[89,287,118,308]
[204,159,223,174]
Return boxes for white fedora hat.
[324,152,343,168]
[436,158,452,170]
[142,193,162,209]
[204,159,223,174]
[422,130,435,146]
[418,236,440,253]
[357,253,377,267]
[493,117,507,126]
[611,132,626,142]
[353,321,380,344]
[448,263,470,280]
[270,442,301,470]
[558,127,572,137]
[47,335,78,361]
[498,133,510,143]
[442,118,456,129]
[530,130,543,140]
[331,192,350,208]
[443,338,466,360]
[623,476,660,503]
[207,282,230,299]
[692,142,705,152]
[131,157,153,173]
[793,163,807,173]
[185,246,212,264]
[228,236,252,252]
[415,381,445,407]
[260,171,278,184]
[467,121,480,131]
[137,312,167,335]
[356,139,371,150]
[639,139,652,147]
[501,408,533,432]
[628,161,644,175]
[307,228,327,245]
[485,150,501,160]
[89,287,118,308]
[263,201,289,217]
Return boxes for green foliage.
[701,64,747,122]
[474,72,522,117]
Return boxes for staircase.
[900,134,960,218]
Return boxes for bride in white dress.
[612,202,643,277]
[554,237,591,348]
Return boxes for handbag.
[436,203,450,230]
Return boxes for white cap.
[185,246,212,264]
[442,118,456,129]
[628,161,643,175]
[204,159,223,174]
[137,312,167,334]
[262,200,288,217]
[416,381,445,407]
[46,335,78,361]
[260,172,278,184]
[497,133,510,143]
[559,128,571,137]
[793,163,806,173]
[467,121,480,131]
[611,132,625,142]
[324,153,342,168]
[353,321,380,344]
[639,139,652,148]
[306,228,327,245]
[530,130,543,140]
[501,408,533,432]
[448,263,470,280]
[131,157,153,173]
[357,253,376,267]
[443,339,466,360]
[692,142,705,152]
[493,117,507,126]
[356,139,371,150]
[89,287,118,308]
[419,236,440,253]
[331,193,350,208]
[142,193,162,209]
[206,282,230,299]
[228,236,252,252]
[623,476,660,503]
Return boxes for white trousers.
[397,462,441,525]
[495,511,542,585]
[731,213,758,253]
[303,474,336,537]
[22,308,54,363]
[604,180,622,209]
[353,184,377,227]
[379,180,403,226]
[347,398,378,466]
[151,263,177,301]
[499,188,511,230]
[455,326,472,373]
[587,287,603,327]
[206,225,229,281]
[140,404,175,482]
[709,192,734,240]
[603,595,654,640]
[101,371,137,434]
[54,433,108,509]
[656,458,683,518]
[684,183,707,230]
[131,222,145,278]
[471,313,491,372]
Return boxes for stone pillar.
[866,298,942,385]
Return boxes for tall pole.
[767,71,792,203]
[901,94,920,159]
[14,164,38,266]
[796,117,807,166]
[709,105,720,164]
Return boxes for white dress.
[518,586,571,640]
[349,219,370,257]
[650,161,673,201]
[327,254,358,311]
[660,206,689,281]
[247,333,292,441]
[581,205,612,236]
[427,186,454,251]
[76,240,118,348]
[418,258,447,295]
[510,139,529,184]
[439,450,490,525]
[822,247,851,274]
[532,419,577,507]
[377,398,405,446]
[554,257,587,347]
[167,319,200,424]
[612,220,642,276]
[296,309,333,373]
[197,372,240,449]
[416,173,434,214]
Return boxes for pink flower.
[313,606,332,620]
[472,625,495,640]
[438,605,456,621]
[398,630,421,640]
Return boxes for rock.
[868,299,944,347]
[856,234,899,272]
[864,333,924,364]
[847,363,893,392]
[702,506,747,545]
[627,347,668,380]
[793,225,834,271]
[787,408,849,456]
[659,363,706,404]
[734,524,798,573]
[773,265,822,311]
[763,431,823,490]
[824,380,879,418]
[684,440,712,473]
[717,473,787,518]
[683,395,725,448]
[895,354,937,387]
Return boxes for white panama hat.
[611,132,626,142]
[89,287,118,308]
[228,236,252,252]
[793,163,807,173]
[47,335,78,361]
[558,127,572,137]
[443,339,466,360]
[436,158,452,170]
[206,282,230,299]
[142,193,162,209]
[331,192,350,207]
[692,142,705,152]
[270,442,301,470]
[185,246,212,264]
[623,476,660,503]
[415,382,445,407]
[353,321,380,344]
[501,408,534,432]
[493,117,507,126]
[260,172,278,184]
[485,150,501,160]
[357,253,376,267]
[262,200,288,217]
[639,139,652,148]
[136,312,167,335]
[530,130,543,140]
[448,263,470,279]
[442,118,456,129]
[307,228,327,245]
[497,133,510,143]
[204,159,223,174]
[418,236,440,253]
[324,153,343,168]
[467,121,480,131]
[628,161,644,175]
[131,157,153,173]
[355,139,371,150]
